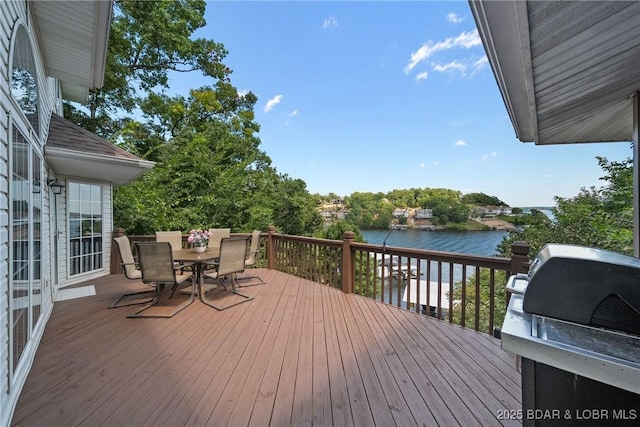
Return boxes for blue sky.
[173,1,631,207]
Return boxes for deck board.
[11,270,521,427]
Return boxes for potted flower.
[188,229,212,253]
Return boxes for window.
[9,24,43,378]
[11,25,40,135]
[68,183,103,275]
[10,127,43,372]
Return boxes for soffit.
[470,0,640,145]
[30,0,112,103]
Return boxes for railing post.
[267,225,276,270]
[341,231,355,294]
[111,228,126,275]
[510,241,530,274]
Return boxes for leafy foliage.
[461,192,506,206]
[345,192,394,229]
[450,268,511,334]
[113,111,323,235]
[317,220,365,242]
[344,187,476,229]
[68,0,232,137]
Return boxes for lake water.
[360,228,510,308]
[361,228,509,257]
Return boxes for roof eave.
[469,0,537,143]
[31,0,113,103]
[45,147,155,187]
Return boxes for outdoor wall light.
[47,178,65,195]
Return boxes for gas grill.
[501,244,640,426]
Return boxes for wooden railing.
[262,227,530,335]
[112,226,530,335]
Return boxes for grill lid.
[522,244,640,335]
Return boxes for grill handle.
[506,273,529,295]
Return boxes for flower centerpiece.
[188,229,212,253]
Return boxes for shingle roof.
[45,113,154,186]
[46,113,143,161]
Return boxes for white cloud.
[237,89,249,97]
[322,16,338,29]
[433,161,440,166]
[433,60,466,74]
[264,95,283,113]
[472,55,489,73]
[404,28,481,74]
[446,12,464,24]
[284,109,299,125]
[416,71,428,82]
[420,162,426,168]
[481,151,497,161]
[454,139,467,147]
[431,56,487,78]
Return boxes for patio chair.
[208,227,230,248]
[128,242,195,318]
[156,230,188,271]
[109,235,156,308]
[202,236,254,310]
[155,230,183,250]
[237,229,267,287]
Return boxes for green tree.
[271,177,324,236]
[67,0,231,138]
[317,220,364,242]
[461,192,506,206]
[345,192,393,229]
[416,188,462,208]
[112,85,321,236]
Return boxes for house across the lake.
[0,2,152,423]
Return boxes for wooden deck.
[12,270,522,426]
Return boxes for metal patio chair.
[156,230,188,271]
[237,229,267,287]
[109,235,157,308]
[127,242,195,318]
[202,236,254,310]
[207,227,231,248]
[155,230,183,251]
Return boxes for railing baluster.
[448,263,454,323]
[489,269,495,334]
[461,265,467,328]
[475,266,481,331]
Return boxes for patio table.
[173,244,220,303]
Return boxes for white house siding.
[0,2,20,425]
